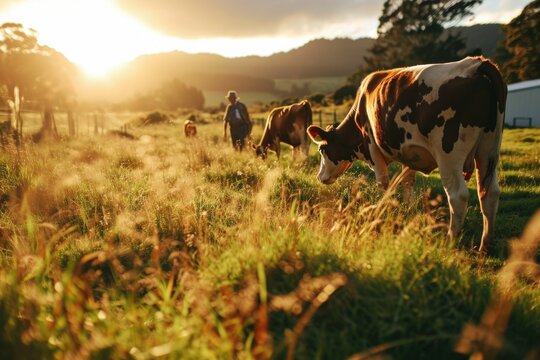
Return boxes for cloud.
[0,0,19,12]
[114,0,384,38]
[465,0,528,24]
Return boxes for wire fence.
[251,108,344,129]
[0,108,122,137]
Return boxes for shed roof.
[507,78,540,92]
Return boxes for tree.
[496,0,540,83]
[0,23,76,107]
[348,0,482,85]
[122,79,205,111]
[332,85,357,105]
[157,78,204,110]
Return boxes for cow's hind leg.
[292,146,299,161]
[439,165,470,242]
[475,154,501,253]
[302,135,310,157]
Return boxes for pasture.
[201,77,347,107]
[0,111,539,359]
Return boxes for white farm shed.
[504,79,540,128]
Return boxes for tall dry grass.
[0,117,538,359]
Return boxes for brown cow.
[307,56,506,253]
[184,120,197,137]
[252,100,312,159]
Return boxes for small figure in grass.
[184,120,197,137]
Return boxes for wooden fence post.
[68,110,76,136]
[94,113,98,135]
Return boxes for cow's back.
[270,100,312,147]
[365,57,504,165]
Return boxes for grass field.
[274,77,347,95]
[203,91,279,108]
[0,112,539,359]
[202,77,347,107]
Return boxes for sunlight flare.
[0,0,182,77]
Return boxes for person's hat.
[226,90,238,100]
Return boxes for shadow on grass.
[264,250,539,360]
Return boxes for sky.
[0,0,531,77]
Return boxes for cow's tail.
[476,58,507,196]
[477,58,507,118]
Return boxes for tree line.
[118,78,205,111]
[345,0,539,90]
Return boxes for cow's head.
[251,143,268,160]
[307,125,354,184]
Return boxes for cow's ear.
[307,125,327,144]
[250,142,257,150]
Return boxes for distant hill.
[449,23,503,58]
[77,23,503,105]
[105,37,374,93]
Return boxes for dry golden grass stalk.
[455,210,540,359]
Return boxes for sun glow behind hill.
[0,0,315,78]
[0,0,180,77]
[0,0,531,78]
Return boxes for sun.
[70,48,127,79]
[0,0,184,78]
[0,0,318,78]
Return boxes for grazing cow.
[252,100,312,159]
[184,120,197,137]
[307,56,506,252]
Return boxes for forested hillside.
[78,24,502,104]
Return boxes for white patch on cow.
[418,58,482,105]
[394,106,412,125]
[394,105,420,143]
[438,107,456,121]
[316,151,350,185]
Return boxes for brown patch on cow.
[370,70,433,153]
[365,70,391,93]
[360,58,504,156]
[256,100,312,153]
[380,64,499,154]
[439,75,495,153]
[320,57,505,171]
[352,95,373,163]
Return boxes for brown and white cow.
[307,56,506,252]
[184,120,197,137]
[252,100,312,159]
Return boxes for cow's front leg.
[439,166,469,240]
[402,167,416,204]
[374,164,389,189]
[371,148,389,189]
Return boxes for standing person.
[223,90,252,150]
